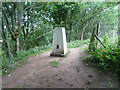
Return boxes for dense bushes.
[86,45,120,71]
[85,37,120,77]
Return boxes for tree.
[118,4,120,49]
[1,2,118,58]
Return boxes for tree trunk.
[15,37,19,52]
[6,29,13,58]
[96,23,99,36]
[69,11,73,42]
[79,23,84,40]
[80,21,88,40]
[2,8,13,58]
[118,4,120,49]
[118,28,120,49]
[89,27,96,51]
[80,27,84,41]
[95,23,100,47]
[69,22,73,42]
[15,2,23,53]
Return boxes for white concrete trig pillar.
[50,27,67,56]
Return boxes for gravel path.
[2,46,119,88]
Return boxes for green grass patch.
[49,61,60,67]
[2,45,51,75]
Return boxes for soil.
[2,46,119,88]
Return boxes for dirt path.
[2,46,119,88]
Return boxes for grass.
[49,61,60,67]
[2,39,89,75]
[2,45,51,75]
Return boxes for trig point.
[50,27,67,56]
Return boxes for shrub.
[68,39,89,48]
[85,36,120,77]
[2,44,51,75]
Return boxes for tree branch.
[94,34,106,48]
[2,8,16,41]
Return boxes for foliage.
[2,39,89,75]
[49,61,60,67]
[1,2,119,76]
[68,39,89,48]
[2,2,118,58]
[2,45,51,75]
[85,37,120,77]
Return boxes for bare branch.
[35,30,53,40]
[94,34,106,48]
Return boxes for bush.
[2,44,51,75]
[85,36,120,77]
[68,39,89,48]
